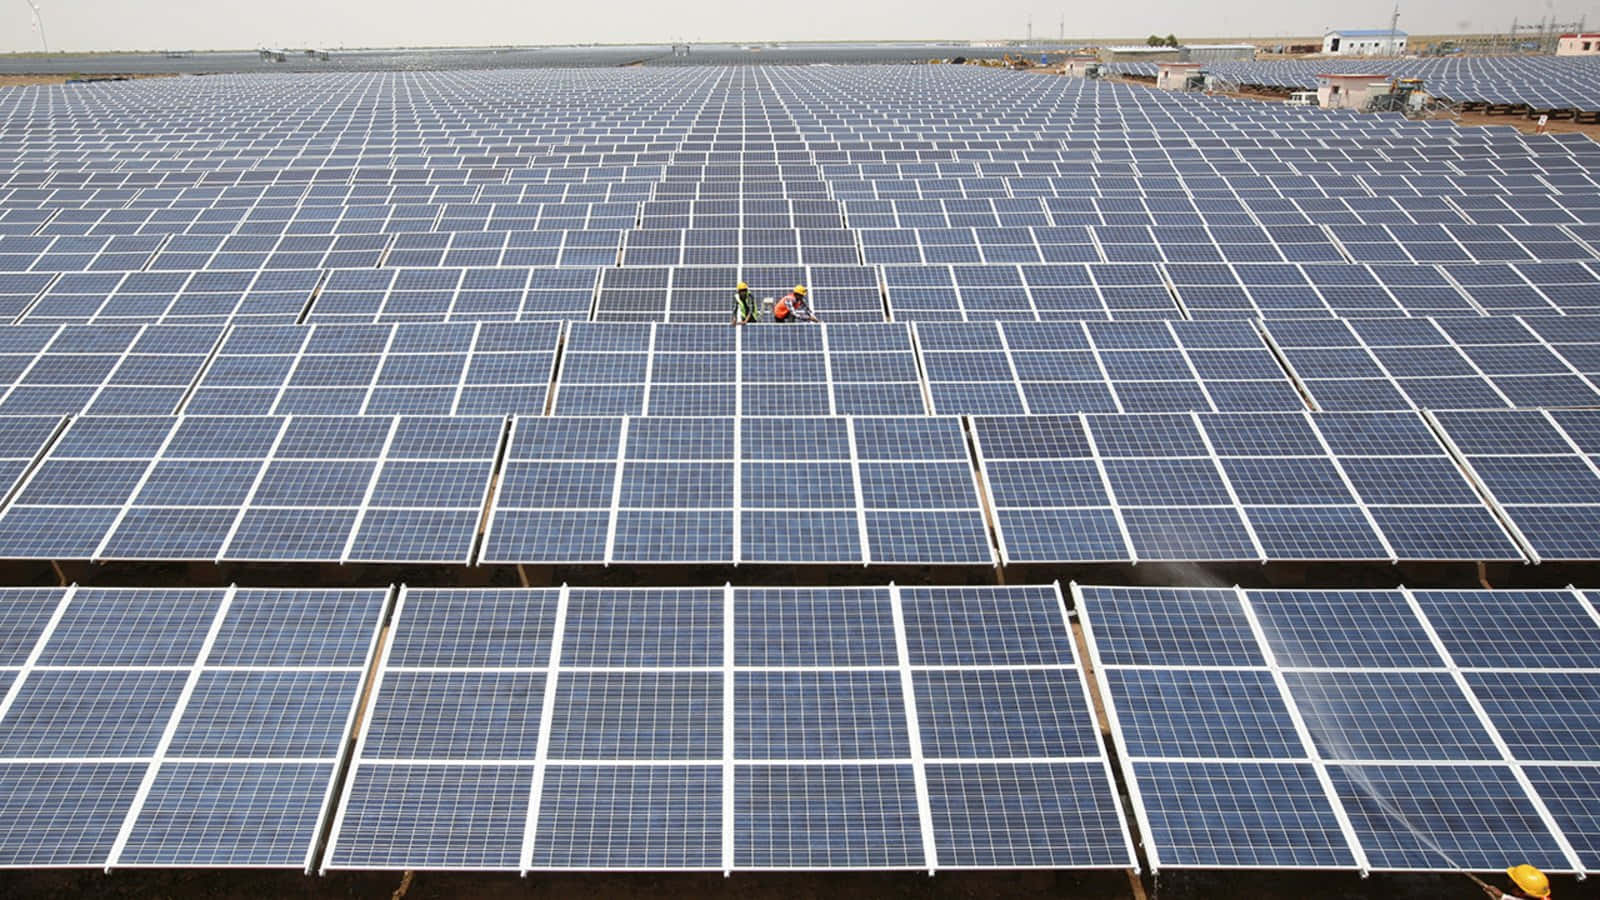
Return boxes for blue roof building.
[1324,29,1409,55]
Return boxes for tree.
[1165,34,1180,47]
[1146,35,1164,46]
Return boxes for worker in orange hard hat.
[1484,865,1552,899]
[732,281,758,325]
[772,284,818,323]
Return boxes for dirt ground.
[0,73,174,86]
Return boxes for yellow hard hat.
[737,281,749,291]
[1508,865,1551,898]
[793,284,807,296]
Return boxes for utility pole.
[1027,16,1033,44]
[1059,14,1064,42]
[1387,1,1400,56]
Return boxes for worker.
[1485,865,1551,899]
[732,281,758,325]
[772,284,818,323]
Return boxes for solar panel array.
[1077,584,1600,874]
[3,43,1600,570]
[971,410,1522,563]
[6,59,1600,881]
[551,322,928,416]
[0,407,1581,565]
[5,580,1598,875]
[0,585,387,869]
[481,416,993,565]
[325,584,1133,872]
[0,415,506,563]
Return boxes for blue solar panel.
[0,586,383,868]
[1326,764,1568,872]
[120,762,337,867]
[914,670,1097,759]
[40,588,224,666]
[734,764,924,869]
[1466,671,1600,763]
[1524,766,1600,870]
[1413,589,1600,669]
[1078,586,1262,668]
[1285,671,1500,762]
[738,671,909,760]
[1132,760,1357,869]
[0,669,188,757]
[562,588,720,667]
[0,588,66,664]
[331,763,533,869]
[168,670,363,758]
[364,671,545,760]
[926,762,1128,867]
[327,584,1128,872]
[1106,668,1302,759]
[900,586,1072,666]
[1249,590,1442,668]
[552,671,720,760]
[386,589,557,668]
[735,588,895,667]
[0,762,147,866]
[530,766,722,869]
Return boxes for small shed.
[1062,55,1101,77]
[1558,33,1600,55]
[1156,62,1204,90]
[1316,73,1391,109]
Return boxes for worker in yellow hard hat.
[1484,865,1551,899]
[733,281,758,325]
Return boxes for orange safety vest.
[774,297,792,319]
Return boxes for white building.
[1322,29,1408,55]
[1557,33,1600,55]
[1316,73,1392,109]
[1184,43,1258,62]
[1155,62,1204,90]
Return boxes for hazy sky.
[2,0,1594,54]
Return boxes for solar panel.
[1080,583,1599,874]
[1132,760,1359,869]
[1326,764,1570,872]
[486,415,992,565]
[1524,765,1600,870]
[0,586,386,869]
[327,584,1131,873]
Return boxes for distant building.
[1316,73,1392,109]
[1184,43,1257,61]
[1322,29,1408,55]
[1557,33,1600,55]
[1156,62,1204,90]
[1099,45,1185,63]
[1062,55,1101,77]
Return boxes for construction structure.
[1322,28,1408,55]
